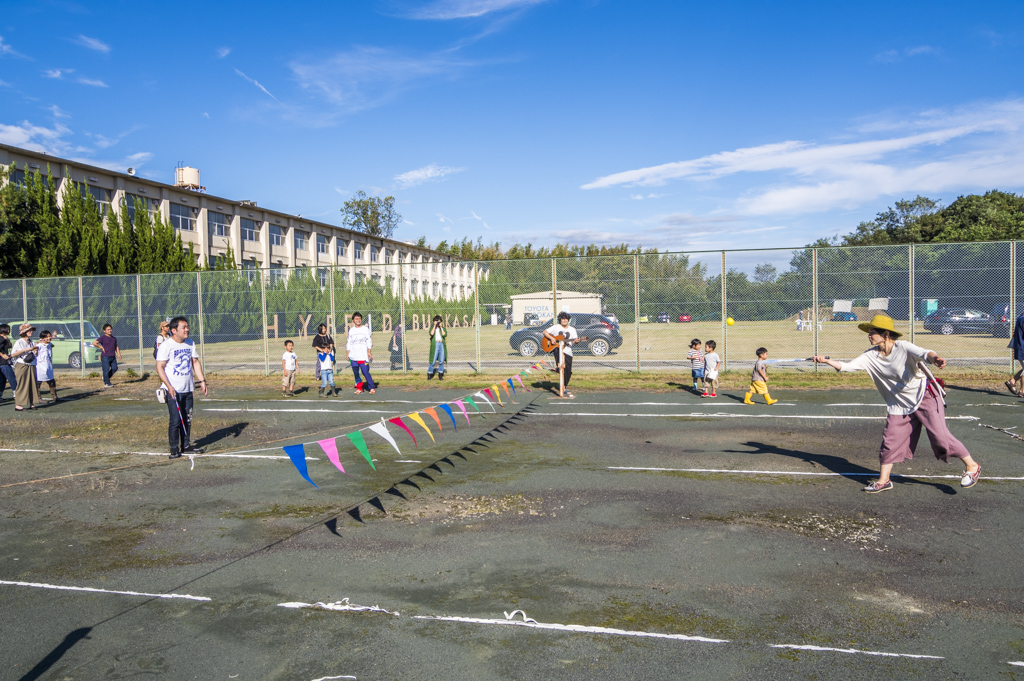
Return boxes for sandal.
[1006,380,1018,395]
[369,389,376,394]
[15,406,24,412]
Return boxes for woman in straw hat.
[10,323,43,411]
[813,314,981,494]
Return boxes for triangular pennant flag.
[347,506,364,523]
[452,400,472,426]
[439,404,458,430]
[514,374,531,392]
[473,391,495,412]
[489,386,504,405]
[389,417,417,447]
[407,412,435,442]
[368,422,401,456]
[367,497,386,514]
[501,382,513,400]
[507,378,516,395]
[283,444,318,488]
[465,396,486,419]
[345,431,375,470]
[318,438,347,476]
[424,407,443,434]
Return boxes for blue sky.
[2,0,1023,259]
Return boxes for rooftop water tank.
[174,166,201,189]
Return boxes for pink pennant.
[484,388,495,402]
[453,400,471,426]
[515,374,532,392]
[389,417,417,447]
[318,438,350,476]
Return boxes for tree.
[753,262,777,284]
[341,190,402,239]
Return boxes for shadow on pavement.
[19,627,91,681]
[195,422,249,448]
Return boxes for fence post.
[1011,241,1017,373]
[721,251,727,373]
[474,262,481,373]
[908,243,915,344]
[812,249,819,372]
[552,258,558,318]
[136,273,144,373]
[399,262,407,375]
[260,268,269,376]
[77,277,85,378]
[21,278,28,322]
[329,265,337,340]
[195,271,206,367]
[633,254,640,374]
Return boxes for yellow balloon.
[726,317,735,325]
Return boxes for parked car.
[604,313,619,326]
[923,308,991,335]
[522,312,541,327]
[678,314,692,323]
[509,313,623,357]
[19,319,102,368]
[831,312,858,322]
[990,304,1013,338]
[656,313,671,323]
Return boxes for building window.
[410,280,417,295]
[270,263,286,284]
[372,273,381,284]
[460,285,465,298]
[354,243,363,260]
[337,240,347,257]
[8,169,26,187]
[432,282,439,297]
[122,194,156,224]
[241,218,259,242]
[442,283,448,298]
[242,258,258,283]
[294,231,309,251]
[317,234,327,254]
[420,257,426,271]
[74,182,111,217]
[398,252,405,264]
[356,271,365,284]
[208,211,231,237]
[269,225,284,246]
[318,268,330,288]
[340,269,347,283]
[432,261,438,272]
[384,249,392,264]
[442,263,447,274]
[370,245,379,262]
[169,203,195,231]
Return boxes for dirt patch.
[389,493,546,524]
[700,510,892,545]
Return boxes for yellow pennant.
[407,412,435,442]
[490,385,504,405]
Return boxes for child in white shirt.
[281,340,299,397]
[35,330,57,402]
[701,340,721,398]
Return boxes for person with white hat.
[813,314,981,494]
[10,323,42,411]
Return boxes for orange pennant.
[424,407,443,434]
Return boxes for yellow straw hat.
[857,314,902,338]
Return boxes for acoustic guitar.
[541,332,589,354]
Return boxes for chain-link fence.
[2,241,1020,377]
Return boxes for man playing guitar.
[542,312,586,399]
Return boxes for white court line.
[412,613,729,644]
[280,598,398,616]
[770,644,942,660]
[548,401,796,407]
[0,447,315,460]
[310,676,356,681]
[527,412,979,421]
[0,579,211,601]
[204,408,405,414]
[1009,661,1024,666]
[609,466,1024,481]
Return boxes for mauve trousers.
[879,384,971,465]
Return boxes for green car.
[20,320,102,369]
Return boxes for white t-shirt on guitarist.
[551,324,578,357]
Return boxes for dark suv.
[509,313,623,357]
[990,304,1013,338]
[923,308,991,335]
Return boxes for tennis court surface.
[2,382,1023,680]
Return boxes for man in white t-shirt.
[542,311,580,398]
[156,316,208,459]
[814,314,981,494]
[346,311,375,394]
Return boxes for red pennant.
[389,417,417,447]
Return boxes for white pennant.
[473,391,496,412]
[368,422,401,455]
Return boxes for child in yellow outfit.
[745,347,778,405]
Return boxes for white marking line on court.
[547,401,796,407]
[280,598,398,616]
[609,467,1024,481]
[204,408,404,414]
[527,413,979,421]
[0,447,316,461]
[1009,661,1024,666]
[412,612,729,644]
[769,644,942,660]
[395,460,421,463]
[0,579,211,601]
[202,398,451,405]
[310,676,356,681]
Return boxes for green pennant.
[346,431,375,470]
[465,396,486,419]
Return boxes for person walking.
[813,314,981,494]
[156,316,208,459]
[154,320,170,360]
[0,324,16,404]
[93,324,122,387]
[389,324,410,371]
[11,323,42,411]
[346,311,375,394]
[312,323,334,396]
[1006,310,1024,397]
[426,315,447,380]
[35,330,58,402]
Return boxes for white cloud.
[0,120,73,153]
[234,69,280,102]
[216,47,231,59]
[403,219,416,225]
[394,163,465,187]
[874,45,938,63]
[202,112,210,119]
[465,210,491,229]
[582,99,1024,216]
[437,213,453,223]
[0,35,26,58]
[405,0,548,19]
[76,77,108,87]
[0,115,152,173]
[43,68,72,79]
[290,47,471,114]
[73,35,111,53]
